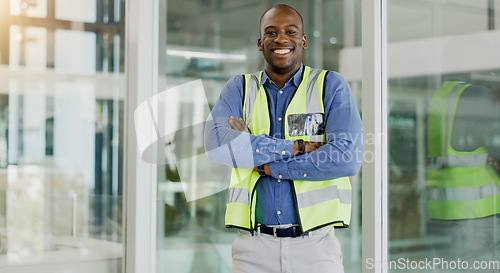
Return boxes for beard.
[263,52,299,74]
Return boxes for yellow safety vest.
[225,66,352,233]
[427,81,500,220]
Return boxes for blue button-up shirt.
[205,64,363,226]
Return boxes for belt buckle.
[273,226,278,238]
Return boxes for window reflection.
[10,0,47,18]
[1,0,125,272]
[9,26,47,69]
[55,0,97,23]
[388,0,500,271]
[54,30,96,74]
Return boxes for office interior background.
[0,0,499,272]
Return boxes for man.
[204,4,363,272]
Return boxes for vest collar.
[260,64,305,88]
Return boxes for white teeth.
[274,49,291,55]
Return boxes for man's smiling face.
[258,6,308,75]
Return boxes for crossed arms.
[204,73,364,181]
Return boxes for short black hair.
[259,4,304,35]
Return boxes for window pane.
[1,1,125,272]
[55,0,97,23]
[54,30,96,74]
[10,0,47,18]
[156,0,363,272]
[9,26,47,70]
[388,0,500,272]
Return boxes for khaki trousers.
[231,226,344,273]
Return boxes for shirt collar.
[259,64,304,88]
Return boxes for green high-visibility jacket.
[427,81,500,220]
[225,66,352,233]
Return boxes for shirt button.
[279,90,283,94]
[278,117,282,121]
[281,151,286,155]
[277,179,281,182]
[278,175,282,179]
[256,149,260,153]
[277,211,281,215]
[303,173,307,177]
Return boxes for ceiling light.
[166,49,247,61]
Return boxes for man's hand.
[254,142,326,176]
[293,140,326,155]
[253,163,271,175]
[228,115,325,176]
[228,116,325,155]
[229,116,251,133]
[488,156,500,173]
[305,141,326,153]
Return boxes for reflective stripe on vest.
[225,66,352,232]
[227,187,251,205]
[428,181,500,201]
[228,184,354,209]
[427,153,488,169]
[296,185,352,208]
[426,81,500,219]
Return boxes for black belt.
[257,225,303,238]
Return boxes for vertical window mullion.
[362,0,388,272]
[125,0,159,272]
